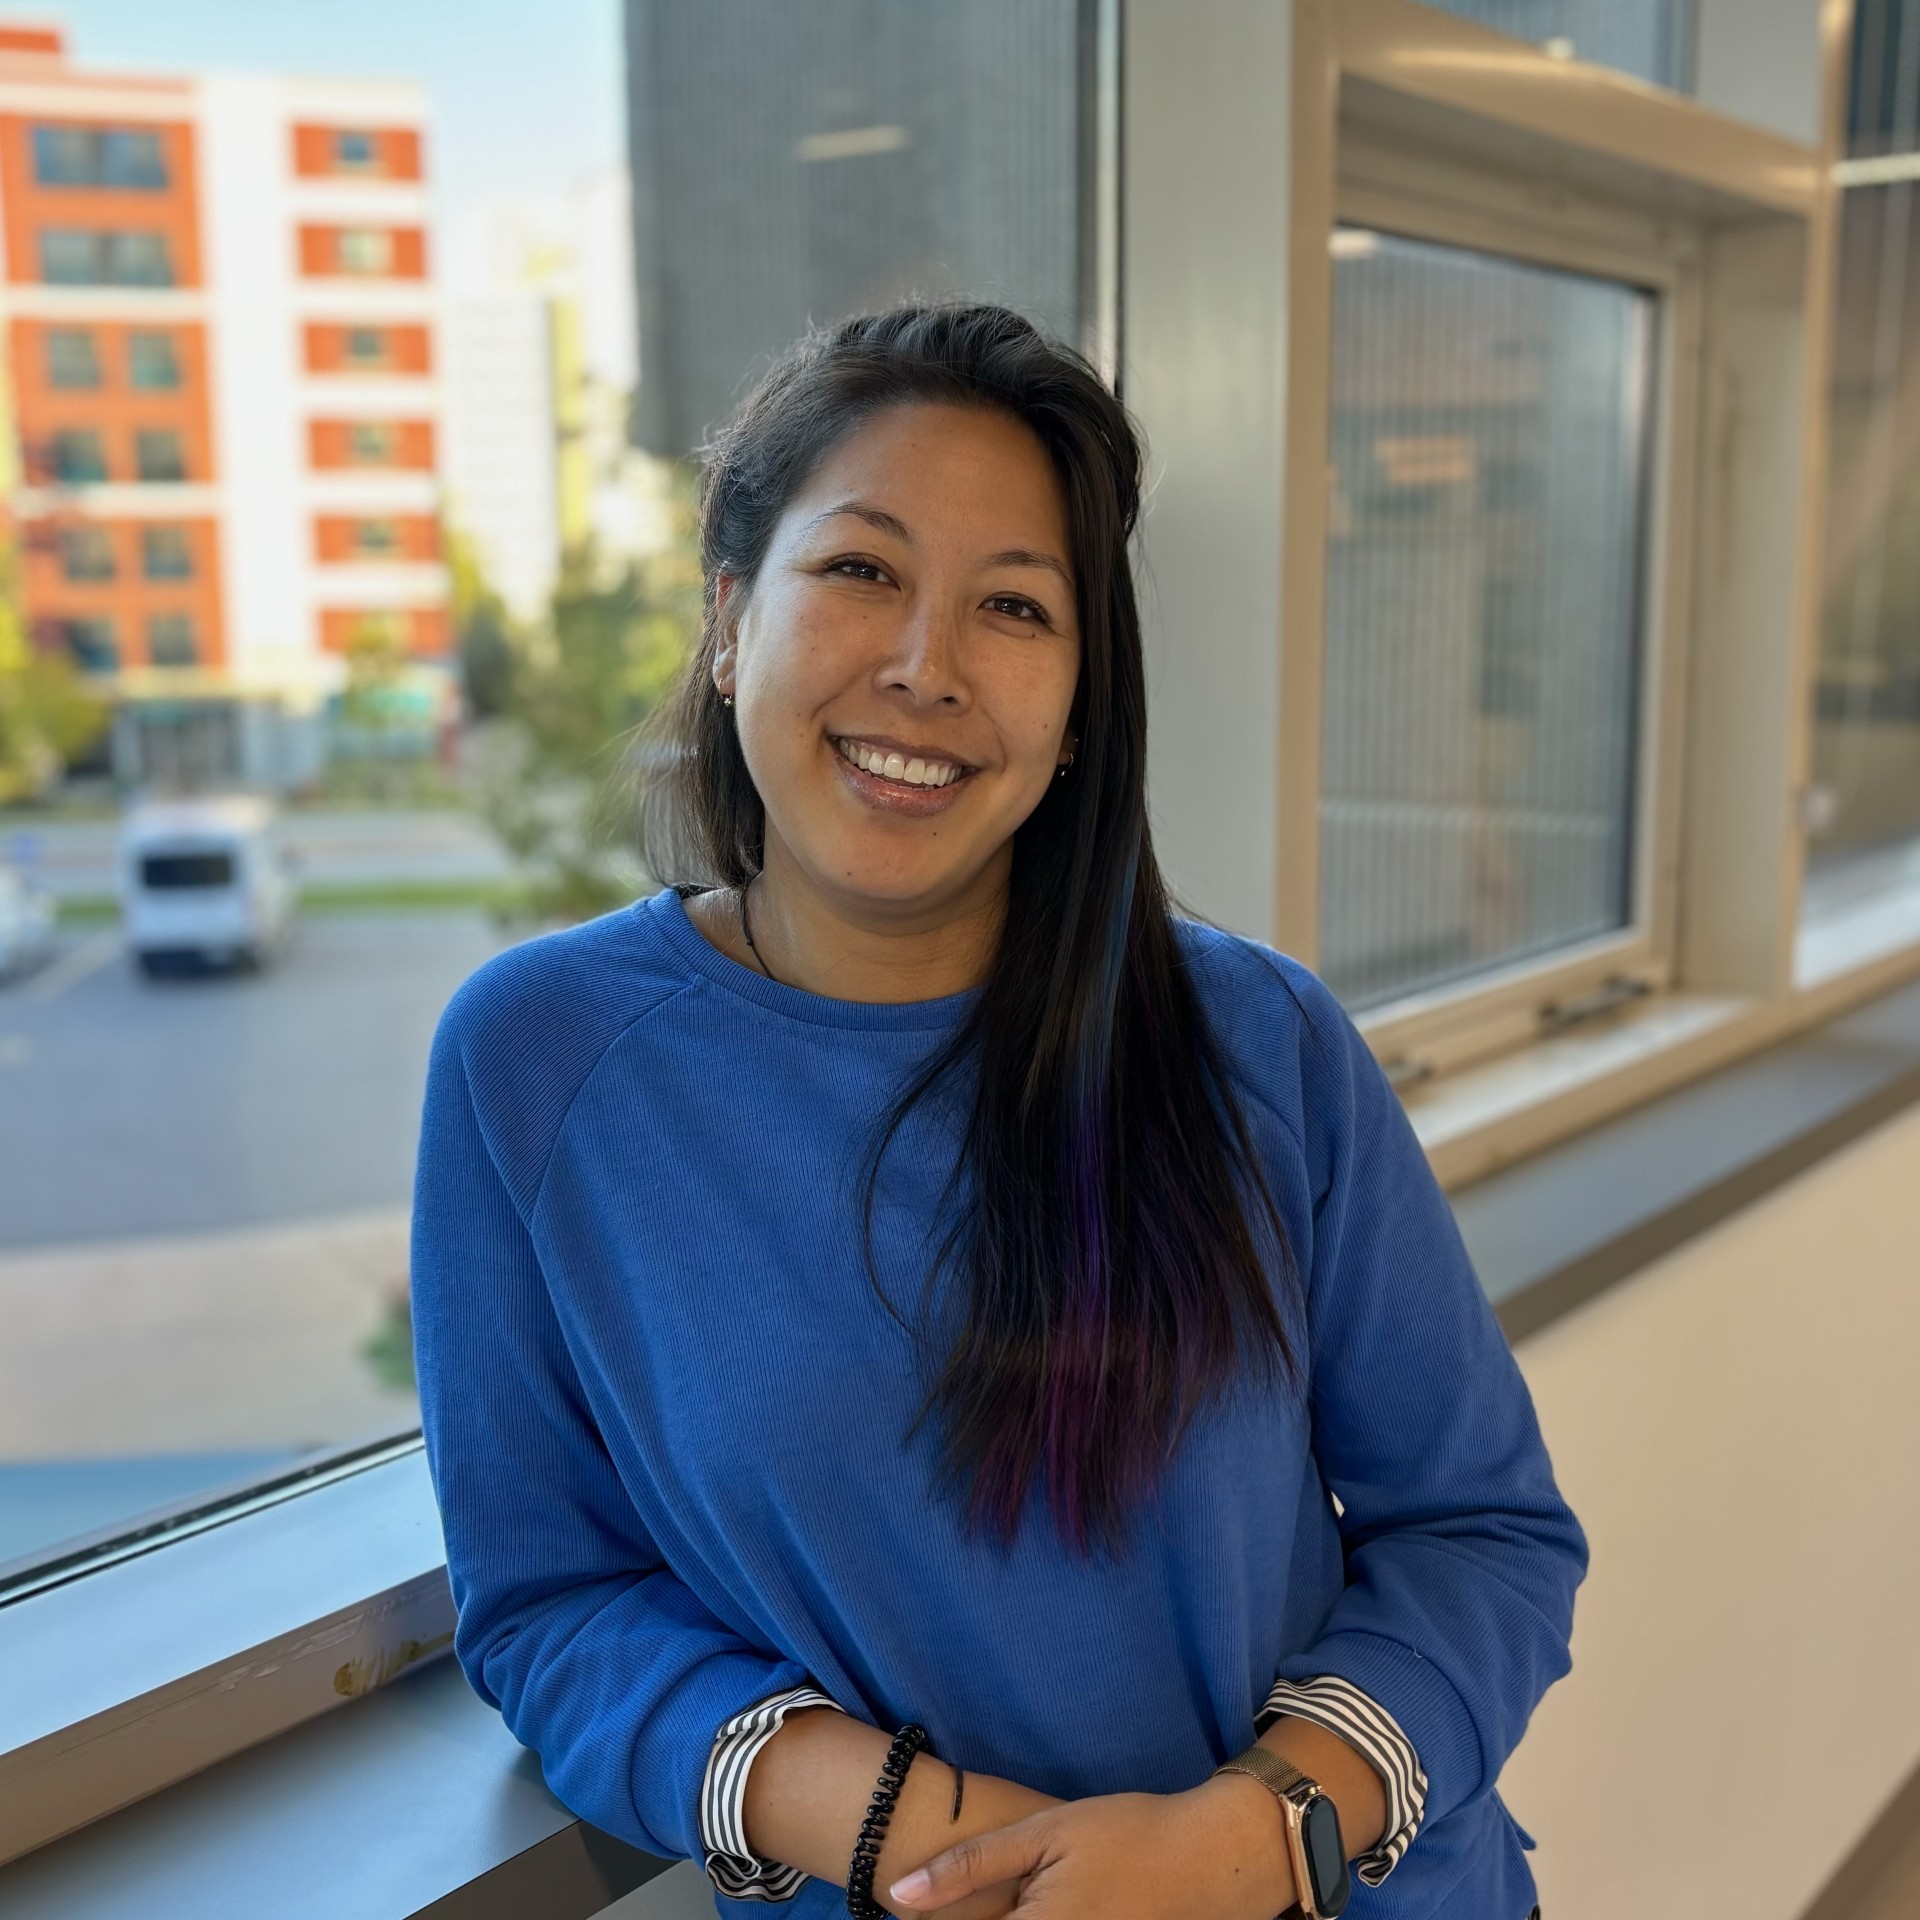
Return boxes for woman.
[412,304,1585,1920]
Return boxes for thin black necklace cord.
[737,879,782,986]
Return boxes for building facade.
[0,21,448,789]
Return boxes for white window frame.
[1311,137,1703,1080]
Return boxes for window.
[344,326,390,368]
[146,613,199,666]
[142,525,194,579]
[48,428,107,482]
[61,615,118,671]
[128,331,182,389]
[141,849,233,889]
[352,517,400,555]
[337,226,395,274]
[45,328,101,389]
[334,128,378,170]
[135,429,188,482]
[1425,0,1695,87]
[39,228,174,286]
[1319,230,1654,1010]
[346,420,399,464]
[60,524,117,581]
[630,0,1100,456]
[32,123,169,187]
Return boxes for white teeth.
[837,739,961,788]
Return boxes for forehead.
[786,402,1069,552]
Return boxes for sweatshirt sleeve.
[410,1004,814,1863]
[1267,960,1588,1832]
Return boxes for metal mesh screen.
[1318,230,1654,1010]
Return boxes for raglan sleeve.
[410,995,820,1864]
[1266,959,1588,1836]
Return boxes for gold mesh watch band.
[1214,1743,1315,1803]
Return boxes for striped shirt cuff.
[1255,1674,1428,1887]
[699,1684,846,1901]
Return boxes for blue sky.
[35,1,626,223]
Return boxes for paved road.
[0,911,511,1250]
[0,807,513,901]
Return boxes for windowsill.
[1407,988,1753,1181]
[1797,842,1920,987]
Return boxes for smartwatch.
[1212,1745,1353,1919]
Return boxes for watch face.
[1300,1793,1352,1917]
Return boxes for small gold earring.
[720,691,734,708]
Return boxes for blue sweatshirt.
[411,888,1585,1919]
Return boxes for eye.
[985,593,1052,628]
[823,555,891,584]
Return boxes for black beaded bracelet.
[845,1722,931,1920]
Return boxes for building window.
[62,616,118,672]
[128,332,182,390]
[346,421,399,464]
[352,518,401,556]
[336,227,394,275]
[142,525,193,579]
[135,429,188,482]
[334,129,379,171]
[343,326,390,368]
[59,524,117,581]
[47,428,107,483]
[1423,0,1695,89]
[147,613,198,666]
[39,228,175,287]
[1318,228,1654,1011]
[32,124,169,189]
[45,328,101,389]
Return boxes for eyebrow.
[805,503,1075,590]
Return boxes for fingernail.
[890,1870,931,1902]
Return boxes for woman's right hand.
[742,1707,1061,1916]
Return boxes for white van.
[120,796,297,975]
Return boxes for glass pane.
[128,331,182,389]
[1423,0,1694,88]
[2,5,1103,1578]
[630,0,1095,457]
[1319,229,1653,1010]
[1813,1,1920,884]
[45,328,100,389]
[39,228,104,284]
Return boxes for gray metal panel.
[1458,975,1920,1337]
[0,1659,670,1920]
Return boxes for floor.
[1850,1819,1920,1920]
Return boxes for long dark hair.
[640,304,1297,1557]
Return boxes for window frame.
[1308,138,1706,1076]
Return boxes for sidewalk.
[0,1210,417,1458]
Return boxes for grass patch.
[57,878,518,925]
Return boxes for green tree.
[0,541,109,806]
[475,481,700,926]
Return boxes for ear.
[711,574,740,699]
[1057,726,1079,768]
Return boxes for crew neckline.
[644,886,982,1033]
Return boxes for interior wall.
[1499,1101,1920,1920]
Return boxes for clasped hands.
[885,1772,1298,1920]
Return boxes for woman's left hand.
[885,1775,1297,1920]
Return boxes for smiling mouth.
[832,736,972,790]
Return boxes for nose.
[878,595,970,710]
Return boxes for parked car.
[0,865,56,980]
[120,796,297,976]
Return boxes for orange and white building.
[0,21,448,788]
